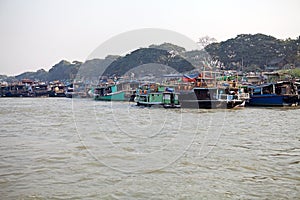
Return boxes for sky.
[0,0,299,76]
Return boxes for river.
[0,98,299,199]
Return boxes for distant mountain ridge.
[1,44,198,82]
[11,60,82,82]
[1,33,299,82]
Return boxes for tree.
[198,36,217,49]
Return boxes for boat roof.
[247,81,294,89]
[247,83,273,88]
[193,87,219,90]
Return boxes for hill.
[76,56,118,80]
[205,33,300,71]
[16,69,48,81]
[47,60,81,81]
[8,60,82,82]
[103,47,195,76]
[149,43,186,53]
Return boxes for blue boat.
[248,81,299,106]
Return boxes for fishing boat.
[247,81,299,106]
[177,73,247,109]
[134,83,181,108]
[93,81,139,101]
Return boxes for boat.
[93,84,124,101]
[65,85,75,98]
[247,81,299,106]
[1,80,34,97]
[65,83,89,98]
[179,87,246,109]
[0,85,9,97]
[134,83,181,108]
[1,80,49,97]
[32,83,49,97]
[2,84,30,97]
[177,73,247,109]
[93,81,139,101]
[48,81,66,97]
[293,80,300,105]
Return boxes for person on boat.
[232,80,236,88]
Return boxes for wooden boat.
[134,83,181,108]
[93,81,139,101]
[247,81,299,106]
[1,83,33,97]
[2,84,27,97]
[177,74,247,109]
[1,80,48,97]
[0,79,34,97]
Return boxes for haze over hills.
[1,33,299,83]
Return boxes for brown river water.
[0,98,299,199]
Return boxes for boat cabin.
[135,83,180,108]
[94,85,117,96]
[249,82,297,96]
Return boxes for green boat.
[93,82,139,101]
[134,83,181,108]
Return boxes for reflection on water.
[0,98,299,199]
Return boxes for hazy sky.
[0,0,299,75]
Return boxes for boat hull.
[180,99,244,109]
[248,94,299,106]
[94,91,126,101]
[135,92,181,108]
[179,88,244,109]
[34,91,49,97]
[49,91,66,97]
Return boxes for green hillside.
[205,33,300,71]
[103,47,195,76]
